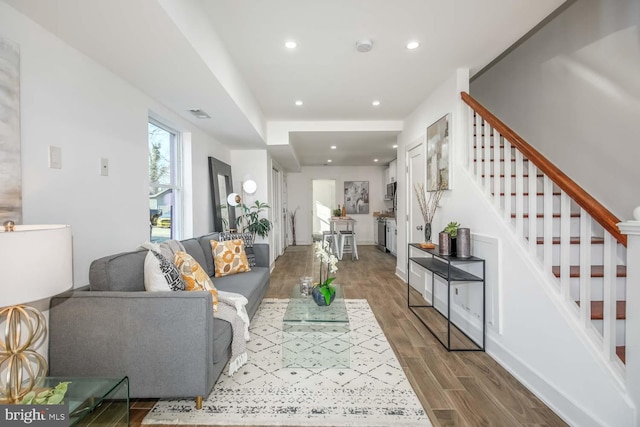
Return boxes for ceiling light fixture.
[285,41,297,49]
[356,39,373,53]
[372,100,381,106]
[374,159,379,162]
[330,145,337,150]
[187,108,211,119]
[295,100,303,106]
[327,159,332,163]
[392,144,398,148]
[406,41,420,50]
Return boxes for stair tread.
[552,265,627,278]
[576,300,626,320]
[493,192,561,196]
[512,213,580,219]
[482,174,544,178]
[617,346,626,363]
[534,236,604,244]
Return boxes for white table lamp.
[0,224,72,403]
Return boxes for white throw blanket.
[215,290,251,375]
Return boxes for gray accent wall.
[471,0,640,219]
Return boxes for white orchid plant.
[314,240,339,304]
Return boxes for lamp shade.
[242,180,257,195]
[227,193,240,207]
[0,224,72,307]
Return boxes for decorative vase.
[312,286,335,306]
[438,232,451,255]
[424,223,432,243]
[457,228,471,258]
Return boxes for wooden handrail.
[461,91,627,247]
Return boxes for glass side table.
[43,377,129,426]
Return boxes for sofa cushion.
[198,232,220,276]
[175,251,219,312]
[214,267,269,303]
[89,250,147,292]
[144,250,185,292]
[211,239,251,277]
[218,232,255,267]
[211,318,232,364]
[181,238,207,270]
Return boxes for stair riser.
[590,319,626,345]
[534,241,626,266]
[568,276,626,301]
[519,217,581,238]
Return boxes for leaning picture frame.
[426,113,451,191]
[344,181,369,214]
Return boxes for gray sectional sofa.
[48,232,269,405]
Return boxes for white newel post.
[618,207,640,423]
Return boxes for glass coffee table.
[283,283,350,368]
[43,377,129,426]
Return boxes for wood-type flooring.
[131,244,567,427]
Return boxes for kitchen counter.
[372,211,395,218]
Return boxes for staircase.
[461,92,628,370]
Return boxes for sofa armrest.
[253,243,270,268]
[49,290,215,398]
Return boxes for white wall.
[1,1,230,287]
[287,165,386,245]
[230,149,269,239]
[396,69,635,426]
[470,0,640,220]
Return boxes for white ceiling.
[4,0,566,170]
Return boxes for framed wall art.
[344,181,369,214]
[426,113,451,191]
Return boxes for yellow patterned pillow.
[210,239,251,277]
[174,251,219,312]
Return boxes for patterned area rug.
[143,299,430,426]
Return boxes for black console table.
[407,243,485,351]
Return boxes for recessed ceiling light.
[295,100,303,106]
[327,159,332,163]
[372,100,381,106]
[374,159,379,162]
[406,41,420,50]
[330,145,337,150]
[285,41,297,49]
[392,144,398,148]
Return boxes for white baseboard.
[486,335,617,427]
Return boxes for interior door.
[272,167,281,259]
[407,142,426,293]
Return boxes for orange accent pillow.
[174,251,219,312]
[210,239,251,277]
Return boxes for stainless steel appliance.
[386,182,396,200]
[375,217,387,252]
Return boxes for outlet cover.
[100,158,109,176]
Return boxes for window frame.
[148,118,183,241]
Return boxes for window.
[149,119,182,242]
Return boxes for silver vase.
[457,228,471,258]
[438,232,451,255]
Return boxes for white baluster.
[528,163,538,256]
[603,233,618,362]
[515,150,525,238]
[503,140,512,226]
[543,177,554,273]
[560,192,571,300]
[579,210,592,328]
[493,131,501,210]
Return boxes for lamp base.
[0,305,48,403]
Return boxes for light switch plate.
[100,158,109,176]
[48,146,62,169]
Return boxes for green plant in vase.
[443,221,460,255]
[237,200,272,240]
[313,241,338,306]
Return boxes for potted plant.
[442,221,460,256]
[313,241,338,306]
[237,200,273,240]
